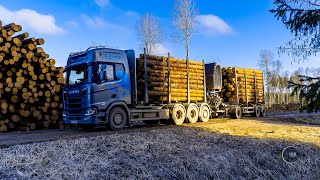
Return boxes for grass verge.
[0,126,319,179]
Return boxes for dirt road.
[0,113,319,148]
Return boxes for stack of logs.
[221,67,264,104]
[0,21,65,132]
[137,54,204,103]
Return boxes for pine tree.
[289,76,320,112]
[270,0,320,62]
[271,0,320,112]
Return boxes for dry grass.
[187,117,320,147]
[267,114,320,125]
[0,126,319,179]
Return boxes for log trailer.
[63,47,266,130]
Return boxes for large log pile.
[221,67,264,104]
[137,54,204,103]
[0,21,65,132]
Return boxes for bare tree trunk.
[137,13,161,55]
[273,89,276,104]
[186,30,190,103]
[268,92,270,106]
[173,0,198,60]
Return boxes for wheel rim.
[262,108,266,116]
[237,108,241,118]
[187,104,199,123]
[191,110,197,118]
[176,110,182,119]
[203,109,209,119]
[200,106,210,122]
[256,108,260,117]
[172,105,185,125]
[114,113,123,125]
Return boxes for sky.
[0,0,319,73]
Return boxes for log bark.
[0,21,65,132]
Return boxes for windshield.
[67,65,89,85]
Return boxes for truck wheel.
[252,107,261,117]
[186,104,199,123]
[108,107,127,130]
[172,105,186,125]
[199,105,210,122]
[260,107,267,117]
[230,107,242,119]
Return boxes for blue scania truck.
[63,47,266,130]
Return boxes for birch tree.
[136,13,161,55]
[259,50,274,105]
[173,0,199,60]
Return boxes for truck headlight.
[85,108,97,116]
[63,110,67,117]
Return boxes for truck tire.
[108,107,127,130]
[230,107,242,119]
[260,107,267,117]
[252,107,261,117]
[186,104,199,123]
[172,105,186,125]
[199,105,210,122]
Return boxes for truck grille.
[66,97,82,115]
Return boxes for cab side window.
[98,64,106,82]
[115,64,125,80]
[105,65,114,81]
[98,63,114,82]
[97,63,124,82]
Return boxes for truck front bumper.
[63,113,105,125]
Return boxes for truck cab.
[63,47,135,128]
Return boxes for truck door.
[93,62,129,109]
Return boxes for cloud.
[67,20,79,28]
[81,14,130,34]
[197,14,233,36]
[0,5,65,35]
[125,11,139,19]
[81,14,106,28]
[95,0,110,7]
[155,43,170,56]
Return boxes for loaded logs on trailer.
[136,54,205,103]
[221,67,264,104]
[0,21,65,132]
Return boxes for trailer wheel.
[172,105,186,125]
[186,104,199,123]
[230,107,242,119]
[260,107,267,117]
[108,107,127,130]
[199,105,210,122]
[252,107,261,117]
